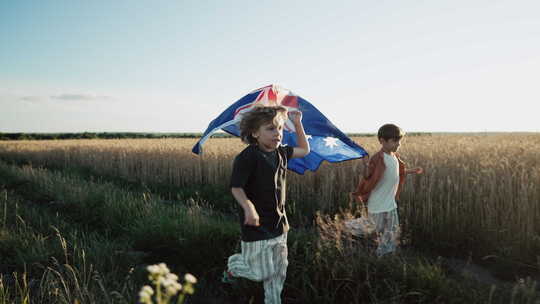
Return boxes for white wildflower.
[160,277,174,287]
[142,285,154,294]
[147,265,161,275]
[138,285,154,303]
[157,276,167,286]
[140,263,196,303]
[184,273,197,284]
[165,273,179,282]
[158,263,170,275]
[165,281,182,296]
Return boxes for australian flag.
[192,84,368,174]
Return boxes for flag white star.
[323,137,339,148]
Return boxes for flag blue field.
[192,85,368,174]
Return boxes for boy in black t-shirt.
[225,106,309,304]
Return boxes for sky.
[1,0,539,133]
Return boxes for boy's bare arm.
[289,111,310,158]
[358,156,370,179]
[405,167,423,175]
[231,187,260,226]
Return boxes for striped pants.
[369,209,400,257]
[227,233,288,304]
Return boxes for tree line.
[0,132,430,141]
[0,132,230,140]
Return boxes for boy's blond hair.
[239,106,288,144]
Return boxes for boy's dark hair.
[239,106,288,144]
[377,123,405,141]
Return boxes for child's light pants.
[369,209,400,257]
[227,233,288,304]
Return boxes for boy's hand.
[288,110,303,125]
[289,110,310,158]
[410,167,423,174]
[231,188,261,226]
[244,206,260,226]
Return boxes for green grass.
[0,161,239,303]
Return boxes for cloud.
[19,96,42,102]
[16,93,114,104]
[50,94,112,101]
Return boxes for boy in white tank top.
[352,124,423,256]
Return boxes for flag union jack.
[232,85,300,132]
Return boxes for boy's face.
[380,137,401,153]
[253,119,284,152]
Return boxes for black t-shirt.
[230,144,294,242]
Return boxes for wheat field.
[0,134,539,264]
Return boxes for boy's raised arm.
[289,111,310,159]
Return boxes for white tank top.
[367,152,399,213]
